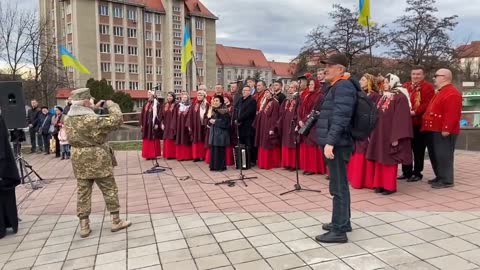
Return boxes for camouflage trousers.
[77,176,120,220]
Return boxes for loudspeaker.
[0,81,27,129]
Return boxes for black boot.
[61,153,65,160]
[315,231,348,243]
[322,223,352,232]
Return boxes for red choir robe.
[140,99,163,159]
[403,80,435,127]
[186,100,209,160]
[172,103,193,161]
[162,102,178,159]
[275,97,298,169]
[347,91,381,189]
[297,87,327,175]
[366,91,413,192]
[253,90,266,112]
[254,97,281,169]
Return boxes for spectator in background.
[63,97,73,115]
[27,99,42,153]
[52,106,64,158]
[36,106,52,155]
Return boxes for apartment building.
[40,0,217,95]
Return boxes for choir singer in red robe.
[140,90,163,160]
[347,74,381,189]
[254,89,281,169]
[366,74,413,195]
[298,78,327,175]
[275,81,299,171]
[162,92,177,159]
[186,90,209,162]
[173,93,193,161]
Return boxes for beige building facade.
[40,0,217,96]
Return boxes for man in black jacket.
[315,54,357,243]
[273,80,286,105]
[234,86,257,166]
[26,99,41,153]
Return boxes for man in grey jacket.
[315,54,357,243]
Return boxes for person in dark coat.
[315,54,357,244]
[162,92,178,159]
[0,114,21,239]
[36,106,52,155]
[63,97,72,115]
[141,90,163,160]
[51,106,64,158]
[234,86,257,166]
[208,96,231,171]
[26,99,42,153]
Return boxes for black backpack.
[348,78,378,140]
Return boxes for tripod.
[13,140,44,190]
[144,156,171,174]
[280,96,321,196]
[215,121,257,187]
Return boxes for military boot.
[111,213,132,232]
[79,218,91,238]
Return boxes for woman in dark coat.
[0,114,21,239]
[208,96,231,171]
[51,106,64,158]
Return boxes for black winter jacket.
[208,108,231,147]
[234,96,257,138]
[316,78,358,147]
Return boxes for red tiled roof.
[268,61,295,78]
[216,44,270,68]
[184,0,217,19]
[120,90,148,99]
[457,41,480,58]
[56,88,73,99]
[126,0,165,12]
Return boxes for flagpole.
[191,50,200,92]
[366,16,373,67]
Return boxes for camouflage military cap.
[71,88,92,101]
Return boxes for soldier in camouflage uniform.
[64,88,131,238]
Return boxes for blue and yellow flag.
[358,0,373,27]
[181,25,193,74]
[59,45,90,74]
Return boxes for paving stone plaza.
[1,150,480,270]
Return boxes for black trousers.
[42,133,51,154]
[402,126,426,177]
[53,134,61,157]
[29,127,36,151]
[0,189,19,239]
[425,132,457,185]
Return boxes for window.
[174,72,182,78]
[115,81,125,89]
[99,5,108,16]
[173,15,180,21]
[173,56,181,62]
[173,48,181,54]
[174,65,181,70]
[113,7,123,18]
[101,63,111,72]
[99,25,109,35]
[173,6,181,12]
[144,12,152,23]
[128,46,138,55]
[173,32,181,38]
[129,81,139,90]
[113,26,123,37]
[66,24,72,34]
[154,14,161,24]
[115,64,125,73]
[196,37,203,46]
[128,64,138,73]
[107,80,112,85]
[100,43,110,53]
[145,31,152,40]
[155,49,161,58]
[196,52,203,61]
[174,81,182,86]
[145,48,152,57]
[156,66,162,75]
[146,65,153,74]
[227,71,232,80]
[127,28,137,38]
[195,20,204,30]
[155,32,161,41]
[114,45,124,54]
[173,24,181,30]
[65,3,72,15]
[197,68,204,77]
[173,40,181,46]
[127,9,137,21]
[146,82,153,90]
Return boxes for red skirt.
[347,152,375,189]
[192,142,206,160]
[176,144,193,161]
[257,147,281,169]
[371,162,398,192]
[142,139,162,159]
[163,139,176,159]
[281,146,296,168]
[226,145,234,166]
[205,148,210,164]
[300,144,326,174]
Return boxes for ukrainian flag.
[181,25,193,74]
[59,45,90,74]
[358,0,373,27]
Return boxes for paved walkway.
[1,151,480,270]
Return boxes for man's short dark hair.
[257,80,267,87]
[411,65,425,73]
[274,80,283,86]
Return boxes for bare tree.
[389,0,458,72]
[0,1,34,79]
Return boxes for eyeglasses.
[433,74,445,78]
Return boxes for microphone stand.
[280,93,322,196]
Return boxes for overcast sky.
[19,0,480,62]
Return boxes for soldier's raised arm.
[95,101,123,131]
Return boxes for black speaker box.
[0,81,27,129]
